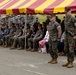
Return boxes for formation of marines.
[48,8,76,68]
[0,8,76,68]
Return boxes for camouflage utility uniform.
[28,29,42,51]
[47,21,61,60]
[11,28,22,49]
[4,27,16,47]
[18,28,31,49]
[64,15,76,62]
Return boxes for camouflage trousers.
[28,38,41,49]
[49,38,58,59]
[64,35,74,62]
[28,38,33,47]
[2,35,10,45]
[1,36,5,45]
[4,35,11,46]
[11,37,19,47]
[8,36,14,46]
[18,36,25,47]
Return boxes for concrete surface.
[0,47,76,75]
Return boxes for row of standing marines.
[48,8,76,68]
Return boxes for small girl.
[38,31,49,53]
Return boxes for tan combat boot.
[1,43,5,47]
[62,62,70,67]
[48,58,54,63]
[67,62,73,68]
[18,46,24,50]
[10,45,16,49]
[27,47,32,51]
[4,44,8,48]
[31,48,36,52]
[51,59,58,64]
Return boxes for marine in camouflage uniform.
[48,14,61,64]
[27,25,37,51]
[28,24,43,52]
[62,8,76,68]
[2,23,16,47]
[18,24,31,50]
[18,29,25,50]
[1,25,10,47]
[10,24,22,49]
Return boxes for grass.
[36,14,47,24]
[36,14,65,24]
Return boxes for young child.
[38,31,49,53]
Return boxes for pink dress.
[39,40,46,47]
[38,31,49,53]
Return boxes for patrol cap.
[65,8,71,13]
[49,14,56,19]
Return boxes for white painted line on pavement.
[37,61,48,64]
[24,69,47,75]
[29,64,37,68]
[6,63,37,68]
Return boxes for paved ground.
[0,47,76,75]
